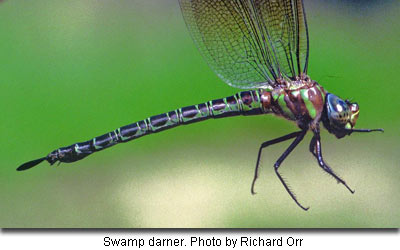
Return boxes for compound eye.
[333,99,347,113]
[327,94,349,124]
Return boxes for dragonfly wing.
[179,0,310,89]
[253,0,310,78]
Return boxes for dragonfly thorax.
[322,93,360,138]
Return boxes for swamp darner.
[18,0,383,210]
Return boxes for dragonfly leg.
[251,131,303,195]
[311,132,355,194]
[308,135,317,158]
[273,130,309,211]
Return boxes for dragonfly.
[17,0,383,210]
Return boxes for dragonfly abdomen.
[26,90,268,168]
[16,84,327,171]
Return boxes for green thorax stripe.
[300,88,317,119]
[277,94,296,120]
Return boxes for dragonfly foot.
[300,205,310,211]
[250,177,257,195]
[343,184,355,194]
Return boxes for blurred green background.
[0,0,399,228]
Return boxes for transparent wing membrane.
[179,0,310,89]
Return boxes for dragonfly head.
[322,93,359,138]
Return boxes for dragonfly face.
[323,93,360,138]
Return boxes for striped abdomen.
[46,90,270,165]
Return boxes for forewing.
[179,0,310,89]
[254,0,310,78]
[179,0,277,89]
